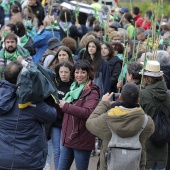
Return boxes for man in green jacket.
[86,83,154,170]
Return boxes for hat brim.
[143,71,164,77]
[49,43,62,50]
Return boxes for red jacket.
[61,82,100,150]
[142,21,152,30]
[134,13,144,27]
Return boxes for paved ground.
[50,156,98,170]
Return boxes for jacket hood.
[144,80,167,101]
[105,106,145,138]
[0,80,17,115]
[161,65,170,89]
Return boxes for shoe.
[43,163,50,170]
[90,150,96,157]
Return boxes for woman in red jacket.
[58,60,100,170]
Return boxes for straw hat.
[143,60,164,77]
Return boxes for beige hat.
[143,60,164,77]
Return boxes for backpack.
[106,114,148,170]
[16,62,59,108]
[150,94,170,147]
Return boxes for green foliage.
[120,1,170,17]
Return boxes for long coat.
[140,80,170,168]
[61,82,99,150]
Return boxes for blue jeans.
[46,140,52,164]
[51,127,62,170]
[146,163,166,170]
[57,145,91,170]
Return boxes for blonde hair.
[80,34,95,47]
[108,31,121,40]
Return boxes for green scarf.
[37,25,60,35]
[20,35,29,47]
[1,2,10,15]
[4,50,18,61]
[63,81,87,103]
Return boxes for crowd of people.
[0,0,170,170]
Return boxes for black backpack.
[150,94,170,147]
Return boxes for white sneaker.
[43,163,50,170]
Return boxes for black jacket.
[23,37,36,56]
[161,65,170,90]
[0,6,4,28]
[53,79,73,127]
[107,56,122,93]
[29,2,45,26]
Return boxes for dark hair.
[55,61,73,80]
[127,62,143,81]
[132,6,140,15]
[83,39,102,74]
[78,12,88,25]
[11,5,20,14]
[93,25,104,32]
[87,16,96,27]
[124,13,134,26]
[4,33,18,43]
[145,10,153,20]
[101,42,114,59]
[61,37,77,54]
[112,42,124,54]
[49,46,74,69]
[4,61,23,84]
[121,83,139,104]
[72,60,94,80]
[5,23,17,34]
[59,10,71,22]
[137,51,145,60]
[143,76,163,86]
[15,22,26,37]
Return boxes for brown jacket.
[86,101,154,170]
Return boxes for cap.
[119,6,129,14]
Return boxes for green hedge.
[119,2,170,17]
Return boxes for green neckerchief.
[4,50,18,61]
[3,31,8,37]
[37,25,60,35]
[63,80,87,103]
[20,35,29,47]
[1,2,10,15]
[10,0,15,5]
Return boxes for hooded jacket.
[140,80,170,168]
[0,80,56,170]
[86,101,154,170]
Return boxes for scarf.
[4,50,18,61]
[20,35,29,47]
[63,80,87,103]
[37,25,60,35]
[1,2,10,15]
[59,21,72,32]
[4,45,30,61]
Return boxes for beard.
[5,46,17,53]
